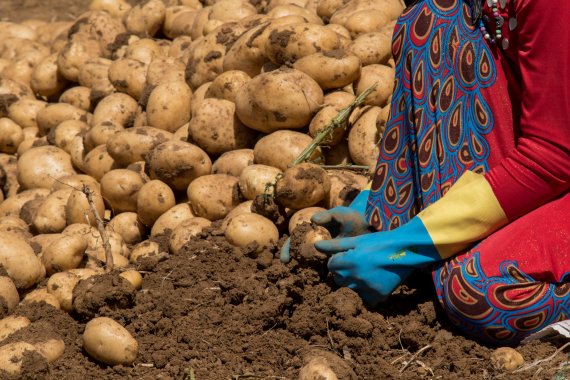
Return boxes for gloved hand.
[280,186,371,263]
[315,217,441,306]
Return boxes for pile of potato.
[0,0,402,375]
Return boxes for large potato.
[147,140,211,192]
[275,163,331,209]
[106,127,173,166]
[225,213,278,252]
[293,50,361,90]
[253,130,324,171]
[188,98,257,155]
[17,146,76,190]
[186,174,242,220]
[83,317,138,365]
[220,200,253,231]
[136,180,176,227]
[100,169,145,213]
[0,231,44,288]
[212,149,253,177]
[146,81,192,133]
[236,68,323,133]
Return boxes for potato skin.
[106,127,173,167]
[136,180,176,227]
[187,174,242,220]
[146,81,192,133]
[238,164,282,200]
[275,163,332,209]
[0,231,45,289]
[225,213,279,252]
[100,169,145,213]
[212,149,254,177]
[169,217,212,254]
[150,203,195,237]
[83,317,138,365]
[348,106,383,167]
[253,130,323,172]
[17,146,76,190]
[355,64,395,108]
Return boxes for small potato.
[41,234,88,275]
[266,5,322,25]
[293,51,361,90]
[169,217,212,254]
[0,342,40,375]
[130,240,162,263]
[33,189,72,234]
[288,207,326,234]
[66,188,105,227]
[124,38,163,65]
[125,0,166,37]
[106,127,173,167]
[92,93,138,128]
[188,98,257,155]
[22,288,61,309]
[147,140,211,192]
[253,130,323,172]
[136,180,176,227]
[212,149,254,177]
[0,118,24,154]
[343,9,389,38]
[106,212,146,245]
[164,8,199,39]
[89,0,132,18]
[46,272,82,311]
[491,347,525,372]
[146,81,192,133]
[239,165,282,200]
[100,169,145,213]
[308,106,346,146]
[354,64,395,108]
[347,32,392,66]
[0,315,31,340]
[225,213,278,252]
[48,119,89,154]
[325,170,369,209]
[78,58,114,96]
[57,37,102,82]
[348,106,383,167]
[187,174,242,220]
[59,86,92,111]
[323,91,355,111]
[81,144,119,181]
[84,121,125,152]
[145,57,186,87]
[36,103,89,137]
[108,58,148,100]
[83,317,138,365]
[33,339,65,363]
[150,203,195,237]
[275,163,331,209]
[0,231,45,288]
[7,98,47,130]
[119,270,143,290]
[205,70,251,103]
[220,200,253,231]
[0,276,19,312]
[30,53,68,99]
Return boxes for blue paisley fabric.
[365,0,497,231]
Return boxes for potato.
[288,206,326,234]
[147,140,211,192]
[47,120,89,154]
[491,347,525,372]
[0,231,44,288]
[330,0,404,25]
[317,0,347,19]
[347,32,392,66]
[0,188,50,218]
[275,163,331,209]
[106,127,173,167]
[100,169,145,213]
[0,342,41,375]
[89,0,132,19]
[22,288,61,309]
[212,149,254,177]
[323,91,355,111]
[293,50,361,90]
[130,240,162,263]
[0,315,30,340]
[253,130,324,171]
[168,36,194,61]
[91,93,138,128]
[0,276,19,312]
[0,78,33,118]
[266,5,323,25]
[308,106,346,147]
[0,118,24,154]
[36,103,89,137]
[47,270,96,312]
[145,57,186,87]
[30,54,69,99]
[164,8,199,39]
[106,212,146,245]
[188,98,257,155]
[146,81,192,133]
[78,58,114,96]
[84,121,124,152]
[33,339,65,363]
[66,188,105,227]
[184,34,226,90]
[169,217,212,254]
[81,144,118,181]
[235,68,324,133]
[125,0,166,37]
[238,165,282,200]
[205,70,251,103]
[220,200,253,231]
[67,11,126,58]
[124,38,163,65]
[7,98,46,130]
[108,58,148,100]
[85,232,130,267]
[325,170,369,209]
[41,234,88,275]
[355,64,395,108]
[83,317,138,365]
[187,174,242,220]
[222,22,271,78]
[348,106,383,167]
[190,82,211,115]
[136,180,176,227]
[33,189,72,234]
[51,174,100,193]
[119,270,143,290]
[150,203,195,237]
[17,146,76,190]
[57,36,102,82]
[225,213,278,252]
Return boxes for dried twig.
[82,185,113,272]
[400,344,432,373]
[320,164,370,171]
[513,341,570,373]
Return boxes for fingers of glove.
[327,250,359,272]
[315,236,358,254]
[279,238,291,263]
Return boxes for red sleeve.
[485,0,570,220]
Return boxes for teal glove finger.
[280,237,291,263]
[311,207,370,237]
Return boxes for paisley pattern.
[433,251,570,344]
[365,0,496,230]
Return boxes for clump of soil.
[72,273,136,319]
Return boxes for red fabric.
[481,0,570,220]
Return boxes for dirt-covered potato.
[0,276,19,313]
[57,36,102,82]
[66,11,126,58]
[188,98,257,155]
[106,212,146,245]
[220,200,253,231]
[308,106,346,146]
[0,231,45,289]
[288,206,326,234]
[125,0,166,37]
[100,169,145,213]
[266,5,322,25]
[32,189,72,234]
[253,130,324,171]
[47,269,100,311]
[354,64,395,108]
[0,188,50,218]
[169,217,212,254]
[6,98,46,130]
[81,144,118,181]
[222,22,271,78]
[22,288,61,309]
[275,163,331,209]
[238,165,282,200]
[187,174,242,220]
[119,270,143,290]
[51,174,100,193]
[47,119,88,154]
[59,86,93,111]
[0,118,24,154]
[83,122,123,152]
[163,7,199,39]
[298,349,356,379]
[235,68,324,133]
[225,213,279,252]
[0,315,30,342]
[136,180,176,227]
[41,234,88,275]
[146,81,192,133]
[205,70,251,103]
[17,146,76,190]
[150,203,195,237]
[145,57,186,87]
[324,170,369,209]
[30,53,69,99]
[491,347,525,372]
[106,127,173,167]
[78,58,114,96]
[108,58,148,100]
[211,149,254,177]
[147,140,211,192]
[65,188,105,227]
[0,342,41,375]
[123,38,164,65]
[83,317,138,365]
[36,103,89,137]
[91,93,138,128]
[34,339,66,364]
[89,0,132,19]
[293,50,361,90]
[348,106,384,167]
[347,31,392,66]
[130,240,162,263]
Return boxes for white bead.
[484,33,491,39]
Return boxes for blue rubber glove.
[280,188,371,263]
[315,217,441,306]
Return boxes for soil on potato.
[1,228,565,380]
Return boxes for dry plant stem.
[320,164,369,171]
[82,184,114,272]
[513,341,570,373]
[291,83,378,167]
[400,344,432,373]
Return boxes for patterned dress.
[365,0,570,344]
